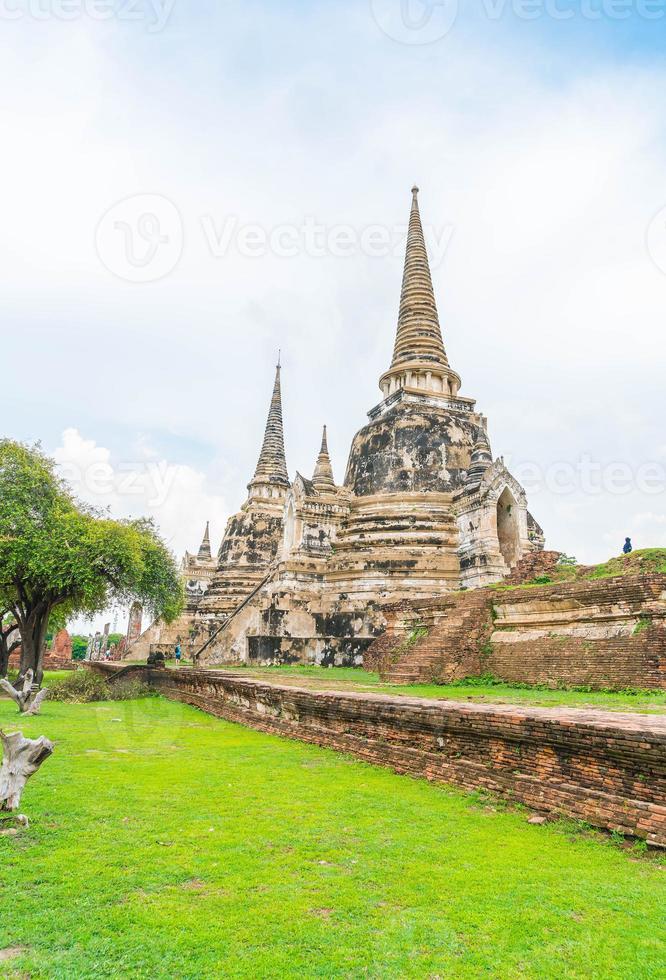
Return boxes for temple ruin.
[191,186,544,667]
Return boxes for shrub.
[48,671,155,703]
[633,616,652,636]
[49,671,110,703]
[108,678,155,700]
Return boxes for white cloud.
[53,428,228,559]
[1,6,665,575]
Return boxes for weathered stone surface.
[367,572,666,690]
[192,187,543,666]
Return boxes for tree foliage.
[0,440,184,680]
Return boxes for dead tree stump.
[0,731,54,812]
[0,670,49,715]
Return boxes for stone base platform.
[90,663,666,847]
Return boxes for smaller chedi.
[191,186,544,668]
[122,523,218,661]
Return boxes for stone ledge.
[89,663,666,847]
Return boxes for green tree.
[71,635,89,662]
[0,440,184,684]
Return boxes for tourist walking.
[175,641,182,666]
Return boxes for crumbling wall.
[370,573,666,690]
[487,575,666,689]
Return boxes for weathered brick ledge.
[90,663,666,847]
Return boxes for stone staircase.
[367,591,494,685]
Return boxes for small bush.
[109,678,156,701]
[48,671,155,703]
[633,616,652,636]
[49,671,110,703]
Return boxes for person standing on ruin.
[174,641,182,666]
[623,537,633,555]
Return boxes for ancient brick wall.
[8,628,77,672]
[90,664,666,846]
[368,573,666,690]
[365,590,494,683]
[502,550,563,585]
[487,575,666,689]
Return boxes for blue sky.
[2,1,665,630]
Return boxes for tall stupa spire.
[249,361,290,492]
[197,521,212,560]
[392,185,449,369]
[379,187,461,402]
[312,425,335,492]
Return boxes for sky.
[1,0,665,632]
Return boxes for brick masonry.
[366,573,666,689]
[91,663,666,847]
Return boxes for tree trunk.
[0,672,49,715]
[18,608,51,687]
[0,621,20,680]
[0,730,54,811]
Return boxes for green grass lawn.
[4,670,80,688]
[215,664,666,713]
[1,696,665,978]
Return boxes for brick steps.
[365,572,666,691]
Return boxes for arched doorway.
[497,487,520,569]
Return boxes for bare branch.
[0,679,23,711]
[23,688,49,717]
[0,672,47,715]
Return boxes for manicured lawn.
[218,664,666,714]
[1,697,665,978]
[5,670,80,688]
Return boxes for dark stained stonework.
[192,187,543,665]
[344,398,478,497]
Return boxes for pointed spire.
[250,362,290,491]
[391,186,449,370]
[466,418,493,487]
[312,425,335,492]
[379,187,461,403]
[197,521,212,560]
